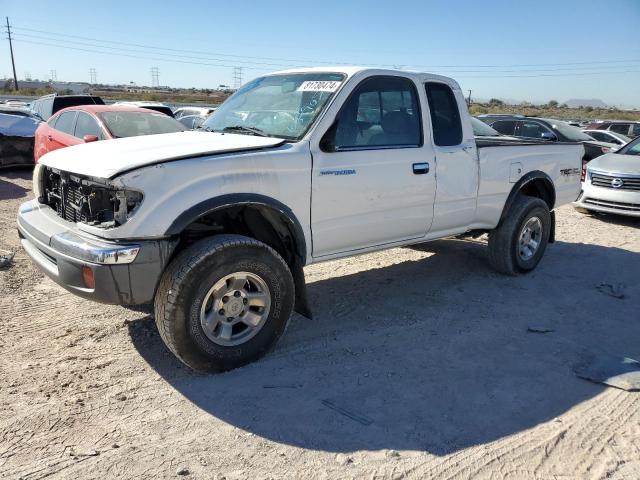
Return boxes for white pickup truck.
[18,67,583,372]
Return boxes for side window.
[588,131,606,142]
[330,76,421,149]
[74,112,101,139]
[518,121,551,139]
[53,112,77,135]
[632,124,640,136]
[424,82,463,146]
[610,124,630,135]
[489,120,517,136]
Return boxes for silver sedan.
[573,137,640,217]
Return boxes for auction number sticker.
[297,81,342,92]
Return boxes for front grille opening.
[590,173,640,191]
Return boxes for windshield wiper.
[222,125,268,137]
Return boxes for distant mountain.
[564,98,608,108]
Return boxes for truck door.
[424,81,479,233]
[310,75,437,258]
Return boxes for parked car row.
[583,120,640,139]
[33,104,185,161]
[477,114,618,161]
[0,94,219,168]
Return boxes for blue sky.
[2,0,640,106]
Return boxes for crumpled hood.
[588,152,640,175]
[38,131,285,179]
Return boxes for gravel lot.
[1,169,639,480]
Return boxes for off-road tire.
[487,195,551,275]
[154,234,295,372]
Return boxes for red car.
[34,104,185,162]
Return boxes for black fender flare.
[498,170,556,243]
[499,171,556,224]
[165,193,312,318]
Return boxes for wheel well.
[519,177,555,210]
[173,204,311,318]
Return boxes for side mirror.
[83,134,98,143]
[540,131,557,141]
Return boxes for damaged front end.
[36,165,143,228]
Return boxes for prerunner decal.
[297,81,342,92]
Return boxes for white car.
[574,137,640,217]
[173,106,216,120]
[583,129,631,148]
[18,67,584,372]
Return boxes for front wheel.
[487,195,551,275]
[154,234,295,372]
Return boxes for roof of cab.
[265,66,461,90]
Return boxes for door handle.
[413,162,430,174]
[463,145,474,152]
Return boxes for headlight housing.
[40,166,144,228]
[32,163,44,202]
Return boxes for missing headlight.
[42,167,143,228]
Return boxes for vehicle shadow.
[128,239,640,455]
[0,170,31,200]
[585,211,640,228]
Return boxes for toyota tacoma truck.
[18,67,583,372]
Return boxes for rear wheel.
[488,195,551,275]
[154,234,295,372]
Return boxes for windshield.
[471,117,500,136]
[99,111,185,138]
[617,136,640,156]
[549,120,593,141]
[201,73,346,140]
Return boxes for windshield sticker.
[297,81,342,92]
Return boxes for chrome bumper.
[17,200,176,305]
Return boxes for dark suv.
[30,94,104,121]
[478,115,614,161]
[583,121,640,139]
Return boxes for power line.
[11,38,268,71]
[10,37,640,80]
[10,25,640,71]
[5,17,18,90]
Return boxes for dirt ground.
[1,169,639,480]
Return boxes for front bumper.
[17,200,177,305]
[573,183,640,218]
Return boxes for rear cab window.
[424,82,463,146]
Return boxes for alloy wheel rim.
[199,272,271,346]
[518,216,543,261]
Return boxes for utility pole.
[232,66,243,90]
[5,17,18,90]
[49,69,57,81]
[89,68,97,85]
[150,66,159,87]
[467,89,472,107]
